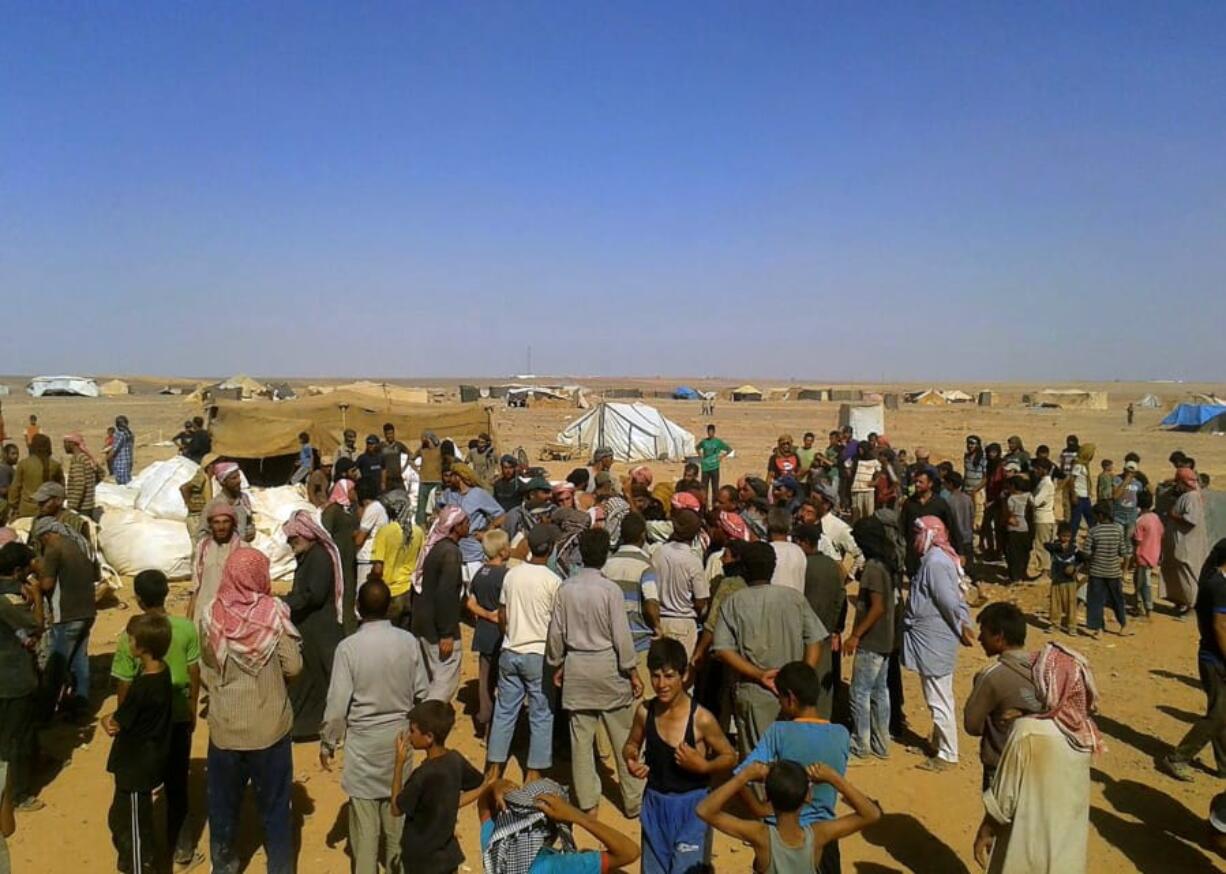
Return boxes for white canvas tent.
[838,403,886,441]
[27,375,99,398]
[1135,394,1161,409]
[941,389,974,403]
[556,402,696,462]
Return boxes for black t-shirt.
[857,559,896,655]
[470,565,507,655]
[901,495,958,575]
[106,669,173,791]
[1196,569,1226,668]
[381,441,409,489]
[44,540,97,624]
[492,476,521,512]
[356,453,385,500]
[397,750,484,874]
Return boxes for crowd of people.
[0,411,1223,873]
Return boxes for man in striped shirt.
[1084,502,1131,639]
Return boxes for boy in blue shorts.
[623,638,737,873]
[736,661,851,873]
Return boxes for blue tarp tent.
[1161,404,1226,432]
[673,386,701,400]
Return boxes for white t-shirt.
[356,501,389,563]
[1072,464,1089,499]
[500,562,562,655]
[770,541,808,593]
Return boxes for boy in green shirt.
[696,424,731,508]
[112,570,203,870]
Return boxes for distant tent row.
[1162,404,1226,433]
[904,389,978,406]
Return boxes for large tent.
[1161,404,1226,433]
[942,389,974,403]
[731,384,763,402]
[556,402,696,462]
[1032,389,1109,410]
[905,389,946,406]
[27,376,99,398]
[208,389,492,459]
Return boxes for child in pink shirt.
[1132,490,1163,617]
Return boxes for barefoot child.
[103,614,174,874]
[697,759,880,873]
[623,638,737,874]
[390,700,486,874]
[1044,523,1085,634]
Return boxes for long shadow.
[1150,668,1203,691]
[859,812,971,874]
[853,864,903,874]
[233,778,315,872]
[1156,704,1202,724]
[1094,712,1169,760]
[324,798,355,868]
[1091,769,1217,871]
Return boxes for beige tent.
[942,389,974,403]
[731,384,763,402]
[208,389,492,458]
[1034,389,1109,410]
[764,387,791,401]
[906,389,946,406]
[331,381,431,405]
[99,378,131,396]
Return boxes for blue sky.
[3,2,1223,380]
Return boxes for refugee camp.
[3,4,1225,874]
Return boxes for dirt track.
[4,386,1225,872]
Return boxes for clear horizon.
[4,3,1224,382]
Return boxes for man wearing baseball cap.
[32,481,92,558]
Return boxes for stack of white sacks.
[95,458,318,580]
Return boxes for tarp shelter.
[157,386,184,396]
[218,374,267,399]
[1033,389,1109,410]
[732,384,763,402]
[942,389,974,403]
[978,391,994,407]
[208,389,493,459]
[795,388,828,401]
[883,393,900,410]
[99,379,131,396]
[556,402,696,463]
[1194,393,1226,406]
[829,389,863,402]
[328,381,430,405]
[673,386,701,400]
[838,403,885,441]
[906,389,946,406]
[765,388,791,401]
[27,376,100,398]
[459,384,481,403]
[1135,394,1161,409]
[1161,404,1226,433]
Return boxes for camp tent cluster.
[556,402,696,462]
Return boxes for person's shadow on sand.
[1091,768,1217,872]
[859,812,971,874]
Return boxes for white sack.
[96,483,139,510]
[130,457,200,521]
[99,508,194,580]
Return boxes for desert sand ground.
[2,383,1225,873]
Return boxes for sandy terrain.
[3,386,1225,873]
